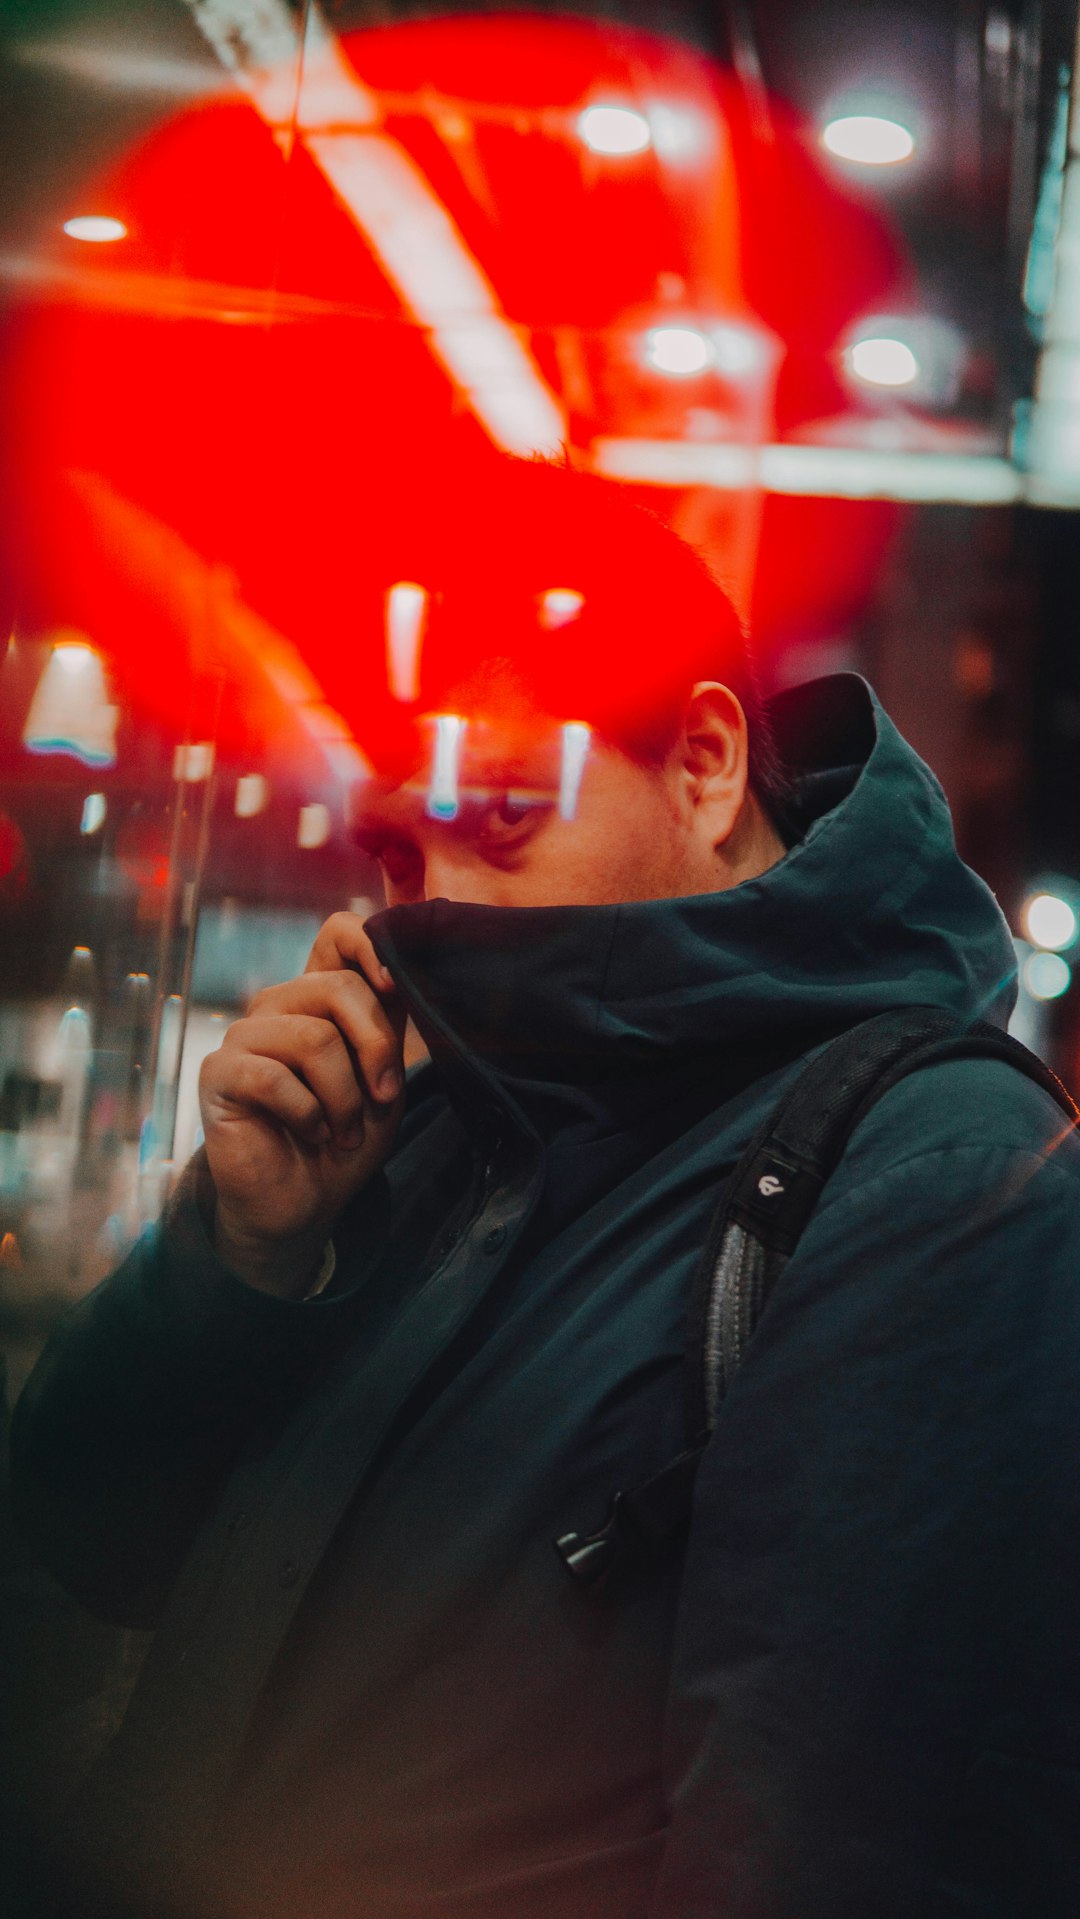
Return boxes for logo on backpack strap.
[757,1173,786,1197]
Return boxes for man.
[12,458,1080,1919]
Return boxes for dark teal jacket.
[12,676,1080,1919]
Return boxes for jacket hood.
[367,675,1017,1149]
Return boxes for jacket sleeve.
[650,1114,1080,1919]
[9,1152,386,1630]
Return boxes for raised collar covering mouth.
[364,674,1016,1145]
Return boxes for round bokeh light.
[1023,951,1072,1002]
[577,104,651,156]
[846,336,918,387]
[645,325,713,376]
[63,215,128,243]
[1022,892,1078,952]
[823,115,915,166]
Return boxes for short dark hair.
[360,455,790,822]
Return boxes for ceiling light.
[80,793,107,834]
[63,215,127,243]
[577,104,651,156]
[54,641,97,671]
[24,638,117,767]
[297,802,331,850]
[645,326,713,377]
[235,773,269,819]
[539,588,584,630]
[822,115,915,166]
[846,337,919,388]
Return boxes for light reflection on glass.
[428,715,466,821]
[558,723,591,822]
[23,640,118,768]
[386,583,428,703]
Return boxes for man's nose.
[420,847,491,907]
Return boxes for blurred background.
[1,0,1080,1878]
[1,0,1079,1388]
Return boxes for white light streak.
[645,326,713,376]
[758,445,1021,502]
[559,722,591,821]
[822,115,915,166]
[173,741,215,782]
[591,438,1024,504]
[593,441,757,487]
[577,104,651,155]
[16,41,219,97]
[183,0,564,456]
[186,0,298,99]
[386,581,427,702]
[428,714,465,820]
[80,793,107,834]
[308,132,564,455]
[63,215,127,243]
[72,472,374,790]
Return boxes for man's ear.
[678,681,749,847]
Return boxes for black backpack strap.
[555,1007,1077,1586]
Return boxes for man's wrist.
[212,1209,331,1300]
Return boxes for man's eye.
[474,792,547,843]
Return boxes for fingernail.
[338,1123,364,1150]
[378,1067,402,1101]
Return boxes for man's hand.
[198,913,406,1296]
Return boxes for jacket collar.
[367,675,1016,1148]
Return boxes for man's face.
[352,711,716,909]
[351,685,780,909]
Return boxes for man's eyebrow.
[350,741,561,838]
[461,755,553,789]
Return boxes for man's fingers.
[305,911,394,993]
[223,1016,368,1146]
[245,973,406,1105]
[202,1051,330,1147]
